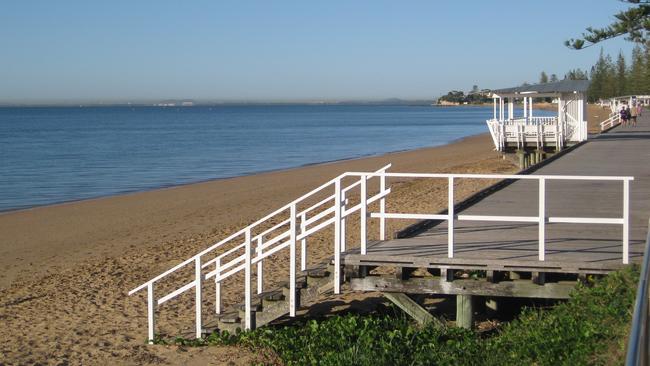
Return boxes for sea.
[0,105,551,212]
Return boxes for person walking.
[620,103,629,127]
[630,103,638,127]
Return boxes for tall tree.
[566,0,650,49]
[539,71,549,83]
[627,45,647,93]
[564,69,589,80]
[550,74,559,82]
[615,51,628,95]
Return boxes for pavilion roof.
[492,79,590,95]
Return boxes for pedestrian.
[630,103,638,127]
[620,104,629,126]
[638,104,643,118]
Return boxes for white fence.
[129,166,633,342]
[600,111,621,131]
[487,116,564,151]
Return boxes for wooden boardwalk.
[346,114,650,275]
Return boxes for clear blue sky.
[0,0,637,103]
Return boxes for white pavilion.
[486,80,590,152]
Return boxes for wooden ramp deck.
[346,114,650,277]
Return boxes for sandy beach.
[0,106,607,365]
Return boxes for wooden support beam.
[383,292,443,327]
[456,295,473,329]
[351,276,575,299]
[441,268,455,282]
[396,267,417,280]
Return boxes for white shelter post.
[524,96,528,118]
[493,98,497,120]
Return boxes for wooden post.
[456,295,473,329]
[289,203,297,316]
[194,257,203,338]
[147,283,155,344]
[244,228,252,330]
[383,293,441,327]
[448,176,454,258]
[360,175,367,255]
[257,236,263,294]
[215,258,221,314]
[300,212,307,271]
[334,178,342,294]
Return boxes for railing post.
[341,190,346,253]
[623,179,630,264]
[256,236,263,294]
[215,258,221,314]
[538,178,546,261]
[448,176,454,258]
[360,175,367,255]
[244,228,252,330]
[334,178,342,294]
[194,256,202,339]
[289,203,297,316]
[300,212,307,271]
[379,172,386,241]
[147,282,155,344]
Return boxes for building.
[486,80,590,152]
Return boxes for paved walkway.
[348,114,650,272]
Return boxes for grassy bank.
[158,266,638,365]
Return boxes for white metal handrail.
[129,164,391,342]
[601,111,621,131]
[345,171,632,264]
[129,165,633,344]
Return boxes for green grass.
[156,266,638,365]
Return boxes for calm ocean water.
[0,105,549,212]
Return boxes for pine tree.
[615,51,628,96]
[550,74,559,82]
[628,45,646,93]
[566,1,650,49]
[539,71,549,83]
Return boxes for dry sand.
[0,106,607,365]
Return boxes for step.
[218,311,241,324]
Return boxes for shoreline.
[0,132,489,215]
[0,130,517,364]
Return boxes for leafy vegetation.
[566,0,649,49]
[156,266,638,365]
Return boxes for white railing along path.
[129,165,633,343]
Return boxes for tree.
[564,69,589,80]
[565,0,650,49]
[539,71,549,83]
[615,51,628,95]
[550,74,559,82]
[627,45,648,93]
